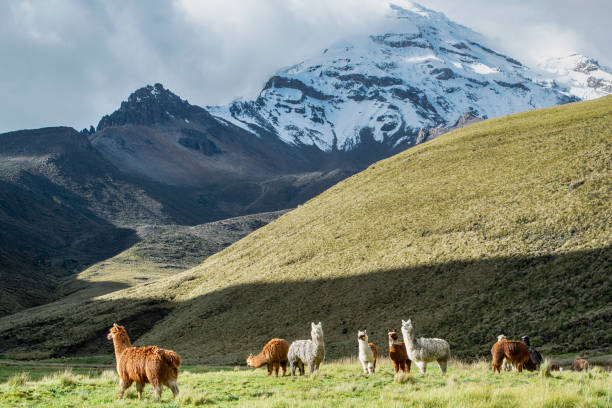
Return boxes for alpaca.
[246,338,289,377]
[521,335,542,369]
[572,359,589,371]
[387,329,411,373]
[497,334,513,371]
[490,340,531,373]
[288,322,325,376]
[401,319,450,374]
[107,323,181,400]
[357,330,378,374]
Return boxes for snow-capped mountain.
[209,2,576,152]
[538,54,612,101]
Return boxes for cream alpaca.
[288,322,325,376]
[401,319,450,374]
[357,330,378,374]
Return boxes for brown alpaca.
[246,338,290,377]
[490,340,531,373]
[369,343,378,373]
[572,359,589,371]
[388,329,411,373]
[107,323,181,400]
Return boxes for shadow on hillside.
[0,246,610,363]
[0,174,138,316]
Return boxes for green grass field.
[1,359,610,407]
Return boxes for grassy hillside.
[1,96,610,363]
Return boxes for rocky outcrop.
[97,83,213,130]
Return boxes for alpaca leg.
[406,360,411,373]
[267,363,272,376]
[274,362,280,377]
[438,359,447,374]
[281,361,288,376]
[153,384,163,400]
[290,361,296,376]
[516,362,523,373]
[392,360,399,373]
[168,381,179,399]
[309,362,316,375]
[361,360,368,374]
[299,361,305,376]
[136,382,144,400]
[118,378,132,399]
[151,380,163,400]
[416,361,426,374]
[368,362,374,374]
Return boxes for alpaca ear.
[311,322,315,328]
[113,323,117,327]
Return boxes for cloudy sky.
[1,0,609,133]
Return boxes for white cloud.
[0,0,609,133]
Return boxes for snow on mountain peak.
[537,54,612,100]
[208,2,578,152]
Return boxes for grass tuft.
[394,372,414,384]
[540,358,553,378]
[6,372,30,387]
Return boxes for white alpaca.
[497,334,513,371]
[288,322,325,376]
[401,319,450,374]
[357,330,377,374]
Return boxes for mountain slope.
[87,83,359,216]
[210,2,576,153]
[1,96,609,362]
[92,84,335,186]
[57,210,288,304]
[0,127,145,315]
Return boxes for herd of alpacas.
[106,319,588,400]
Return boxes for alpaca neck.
[249,353,268,368]
[312,334,322,348]
[112,333,132,358]
[402,329,416,351]
[358,339,369,352]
